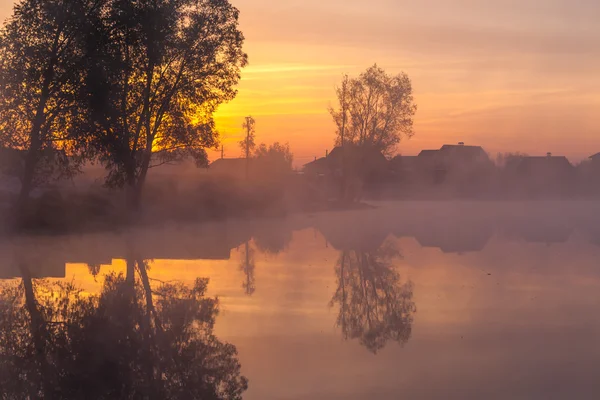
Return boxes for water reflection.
[3,203,600,399]
[0,260,248,399]
[330,241,416,353]
[239,241,256,296]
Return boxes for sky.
[1,0,599,165]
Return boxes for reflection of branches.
[253,226,293,255]
[239,241,256,296]
[330,242,416,353]
[0,263,248,399]
[87,263,101,278]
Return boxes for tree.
[330,241,416,353]
[239,116,256,159]
[0,0,98,212]
[239,241,255,296]
[254,142,293,172]
[239,116,255,179]
[329,64,417,156]
[84,0,247,209]
[496,152,528,168]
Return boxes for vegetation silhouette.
[239,241,256,296]
[82,0,247,210]
[0,0,98,214]
[329,64,416,156]
[0,261,248,399]
[329,240,416,353]
[327,64,417,202]
[0,0,248,218]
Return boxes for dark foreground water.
[2,201,600,399]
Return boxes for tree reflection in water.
[239,241,256,296]
[330,241,416,353]
[0,260,248,400]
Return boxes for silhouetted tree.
[329,64,416,156]
[239,116,256,159]
[253,142,294,181]
[239,116,256,179]
[496,152,528,168]
[330,241,416,353]
[84,0,247,209]
[0,0,99,213]
[0,262,248,399]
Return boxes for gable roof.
[303,156,328,172]
[513,156,574,175]
[438,144,490,161]
[418,150,438,158]
[209,158,247,174]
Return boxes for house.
[589,153,600,164]
[505,153,575,197]
[303,156,329,177]
[302,145,388,179]
[413,143,494,186]
[208,158,248,179]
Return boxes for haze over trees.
[0,0,99,211]
[83,0,247,208]
[329,64,417,156]
[0,0,248,215]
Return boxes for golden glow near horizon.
[1,0,598,166]
[212,0,600,166]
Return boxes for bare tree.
[330,64,417,156]
[239,116,255,178]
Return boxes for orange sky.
[2,0,599,166]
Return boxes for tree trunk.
[16,102,48,218]
[19,265,53,397]
[17,58,55,218]
[131,149,152,211]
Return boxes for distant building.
[208,158,248,179]
[303,156,329,177]
[411,143,494,186]
[589,152,600,163]
[302,145,388,179]
[505,153,575,197]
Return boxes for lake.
[2,201,600,399]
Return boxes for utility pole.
[221,145,224,159]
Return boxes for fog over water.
[2,201,600,399]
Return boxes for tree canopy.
[0,0,99,207]
[329,64,417,156]
[82,0,247,207]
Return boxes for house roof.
[303,145,388,172]
[209,158,247,174]
[438,144,489,161]
[418,150,438,158]
[303,156,328,172]
[515,156,573,172]
[389,155,419,171]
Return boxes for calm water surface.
[2,202,600,399]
